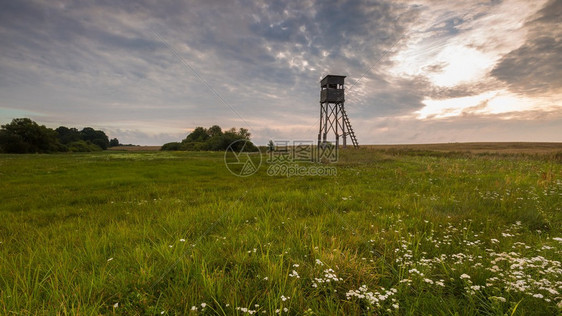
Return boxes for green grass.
[0,149,561,315]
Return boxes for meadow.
[0,146,561,315]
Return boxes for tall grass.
[0,149,560,314]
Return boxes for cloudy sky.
[1,0,561,145]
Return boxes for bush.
[161,142,182,151]
[163,125,258,152]
[67,140,103,152]
[181,142,207,151]
[0,130,29,153]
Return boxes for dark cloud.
[491,0,562,95]
[422,62,448,73]
[427,80,504,100]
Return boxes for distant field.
[364,142,562,154]
[0,148,561,314]
[108,142,562,154]
[108,145,162,151]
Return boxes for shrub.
[67,140,102,152]
[161,142,182,151]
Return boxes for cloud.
[356,107,562,144]
[491,0,562,95]
[0,0,560,145]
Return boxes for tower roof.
[320,75,346,87]
[320,75,346,81]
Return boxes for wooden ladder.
[342,108,359,148]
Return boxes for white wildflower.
[289,270,300,278]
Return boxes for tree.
[0,130,28,153]
[208,125,223,138]
[80,127,109,150]
[162,124,258,152]
[183,127,209,143]
[238,128,251,139]
[109,138,120,147]
[0,118,60,153]
[204,126,257,151]
[55,126,81,145]
[0,118,116,153]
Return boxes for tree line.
[0,118,119,153]
[161,125,258,151]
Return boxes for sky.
[0,0,561,145]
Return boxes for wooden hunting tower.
[318,75,358,150]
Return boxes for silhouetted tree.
[0,118,60,153]
[80,127,109,150]
[163,124,258,152]
[0,130,28,153]
[183,127,209,143]
[109,138,120,147]
[238,128,251,139]
[208,125,223,138]
[56,126,81,144]
[0,118,117,153]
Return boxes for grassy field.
[0,146,561,315]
